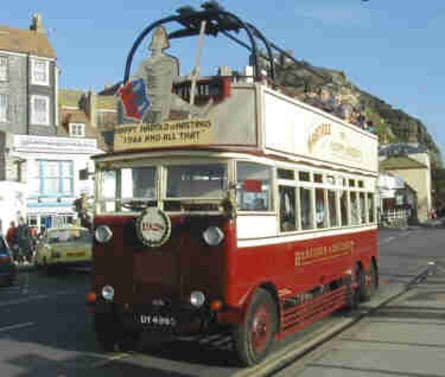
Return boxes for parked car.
[35,227,92,274]
[0,234,17,286]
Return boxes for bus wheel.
[118,331,140,351]
[94,313,119,352]
[360,262,377,302]
[233,288,277,366]
[345,275,358,310]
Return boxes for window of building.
[349,179,355,187]
[37,160,73,196]
[300,187,313,230]
[31,59,49,86]
[328,190,338,227]
[236,162,272,211]
[279,186,296,232]
[69,123,85,137]
[0,56,8,81]
[31,95,50,125]
[0,93,8,122]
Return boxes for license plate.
[139,314,177,327]
[67,252,85,257]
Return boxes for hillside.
[272,57,442,168]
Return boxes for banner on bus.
[113,119,213,151]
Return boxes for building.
[379,143,432,222]
[0,14,102,232]
[377,172,417,225]
[59,88,118,150]
[0,14,58,137]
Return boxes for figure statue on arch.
[135,25,212,123]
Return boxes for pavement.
[276,259,445,376]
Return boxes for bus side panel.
[223,229,378,310]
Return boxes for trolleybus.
[87,3,378,366]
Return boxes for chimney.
[30,13,45,33]
[86,90,97,129]
[218,66,232,76]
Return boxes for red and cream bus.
[87,5,378,366]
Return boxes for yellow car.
[35,227,92,274]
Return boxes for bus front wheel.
[233,288,278,366]
[94,313,119,352]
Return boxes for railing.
[379,208,410,228]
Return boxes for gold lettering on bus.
[114,119,213,151]
[294,240,354,267]
[308,123,331,152]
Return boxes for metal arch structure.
[123,5,259,84]
[123,1,328,85]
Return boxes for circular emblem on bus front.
[136,207,171,247]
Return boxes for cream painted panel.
[206,85,257,145]
[263,88,378,173]
[236,215,277,240]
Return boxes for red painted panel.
[223,229,378,310]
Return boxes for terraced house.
[0,14,101,233]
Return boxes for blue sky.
[1,0,444,158]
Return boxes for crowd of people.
[282,85,377,133]
[5,218,38,264]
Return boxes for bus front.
[88,154,236,348]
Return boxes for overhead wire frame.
[123,2,328,85]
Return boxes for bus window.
[340,190,348,226]
[279,186,296,232]
[99,170,117,212]
[236,162,272,211]
[315,188,327,228]
[166,164,226,198]
[278,169,294,180]
[350,192,359,225]
[299,171,310,182]
[368,193,375,223]
[121,167,157,200]
[328,190,338,227]
[300,187,313,230]
[314,174,323,183]
[359,192,366,223]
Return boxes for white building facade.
[0,134,101,231]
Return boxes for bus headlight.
[202,226,224,246]
[101,285,115,301]
[95,225,113,243]
[190,291,205,307]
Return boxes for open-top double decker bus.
[87,3,379,366]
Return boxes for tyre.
[45,264,58,276]
[94,313,119,352]
[345,275,358,311]
[233,288,278,366]
[360,262,378,302]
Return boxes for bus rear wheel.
[233,288,277,366]
[360,262,378,302]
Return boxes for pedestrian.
[16,217,33,264]
[6,221,18,261]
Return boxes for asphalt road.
[0,227,442,377]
